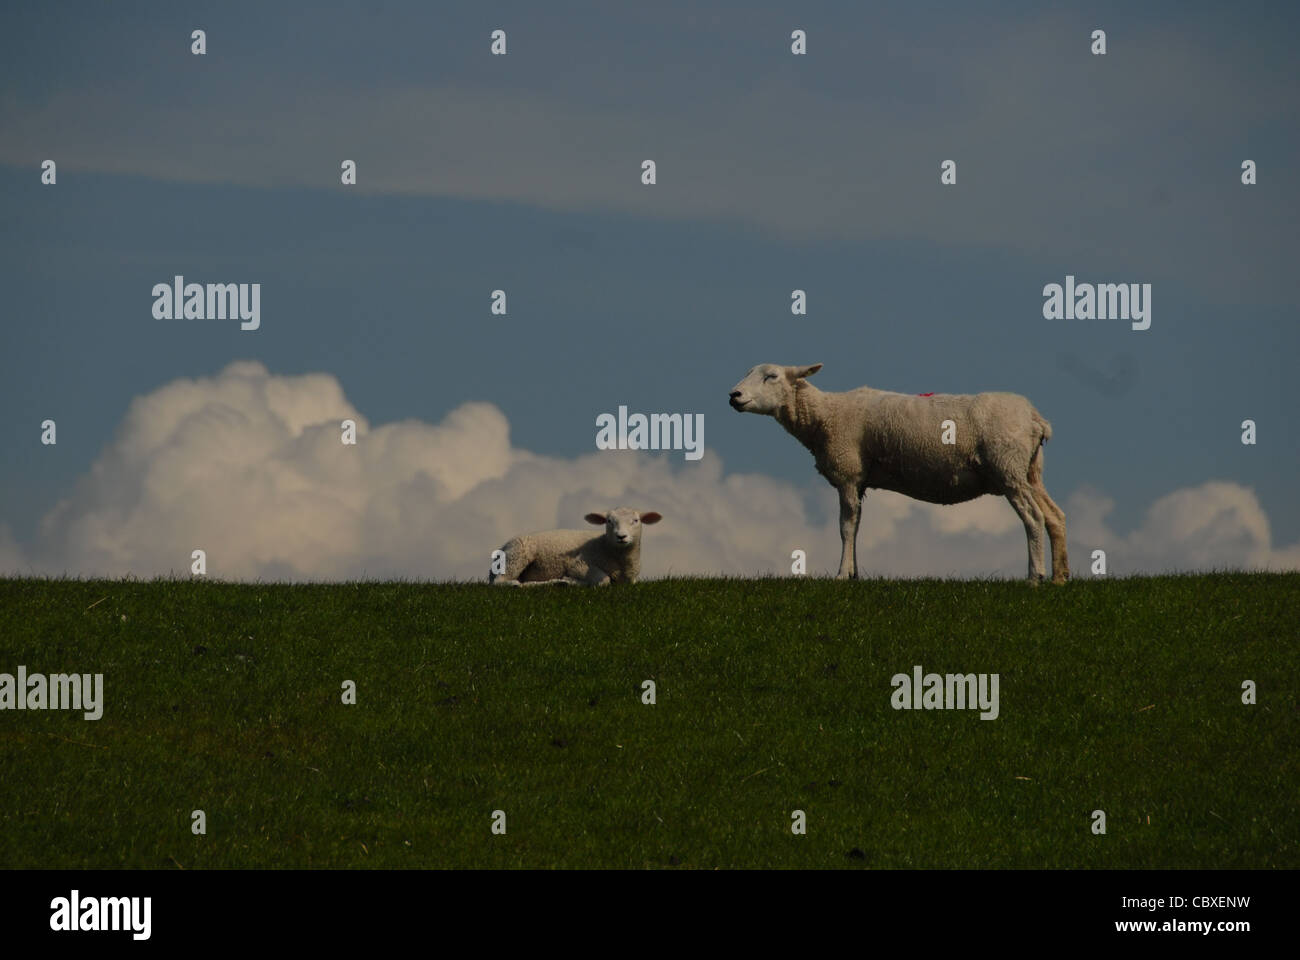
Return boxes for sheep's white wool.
[729,363,1069,582]
[490,507,663,586]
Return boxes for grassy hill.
[1,574,1296,868]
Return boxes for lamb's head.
[584,508,663,549]
[729,363,823,416]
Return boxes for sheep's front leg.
[836,485,861,580]
[582,568,611,586]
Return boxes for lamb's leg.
[1006,487,1046,582]
[491,541,535,584]
[836,485,861,580]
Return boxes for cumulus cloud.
[1066,485,1300,575]
[5,363,1298,580]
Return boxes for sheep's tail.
[1028,409,1052,485]
[1032,409,1052,445]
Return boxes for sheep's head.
[729,363,823,415]
[585,508,663,549]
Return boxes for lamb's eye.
[764,374,777,382]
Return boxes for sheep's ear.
[639,511,663,525]
[789,363,823,380]
[584,513,608,525]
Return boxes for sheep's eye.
[763,374,777,382]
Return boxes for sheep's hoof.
[1052,574,1069,585]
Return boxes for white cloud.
[6,363,1297,580]
[1066,484,1300,575]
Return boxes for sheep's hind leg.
[1033,487,1069,583]
[835,485,861,580]
[1028,445,1069,584]
[1006,487,1047,582]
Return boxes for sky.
[1,1,1297,580]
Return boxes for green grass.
[1,574,1296,869]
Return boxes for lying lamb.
[489,508,663,586]
[729,363,1068,583]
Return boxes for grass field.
[1,574,1296,869]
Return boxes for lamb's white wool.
[489,507,663,586]
[729,363,1069,582]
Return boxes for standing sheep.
[489,508,663,586]
[728,363,1068,583]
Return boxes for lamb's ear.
[639,511,663,525]
[789,363,823,380]
[584,513,608,526]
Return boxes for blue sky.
[1,1,1297,579]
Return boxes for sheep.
[728,363,1068,583]
[489,508,663,586]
